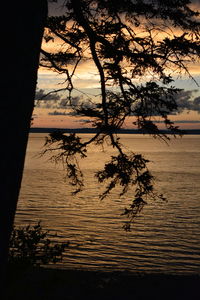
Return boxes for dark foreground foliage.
[8,222,67,267]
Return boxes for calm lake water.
[15,133,200,274]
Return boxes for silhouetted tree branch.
[41,0,200,230]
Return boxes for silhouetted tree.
[42,0,200,230]
[0,1,47,278]
[1,1,200,279]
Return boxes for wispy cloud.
[154,120,200,124]
[48,110,69,116]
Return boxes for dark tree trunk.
[0,1,47,279]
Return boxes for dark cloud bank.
[35,89,200,116]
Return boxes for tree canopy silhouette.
[41,0,200,230]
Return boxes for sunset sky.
[33,0,200,130]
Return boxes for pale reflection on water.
[16,134,200,274]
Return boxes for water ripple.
[15,134,200,274]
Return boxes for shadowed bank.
[6,267,200,300]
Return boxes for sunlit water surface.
[15,134,200,274]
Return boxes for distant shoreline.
[30,127,200,135]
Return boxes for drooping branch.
[40,0,200,229]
